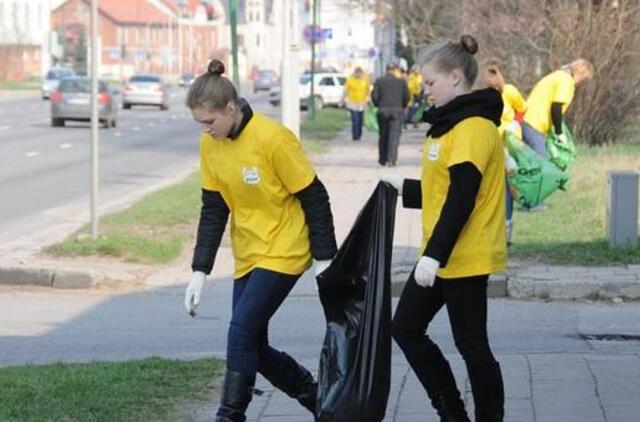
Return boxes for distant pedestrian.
[183,59,337,422]
[522,58,594,159]
[372,63,410,167]
[344,67,371,141]
[407,65,425,127]
[382,35,506,421]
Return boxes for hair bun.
[460,35,478,55]
[208,59,225,76]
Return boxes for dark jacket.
[371,73,410,110]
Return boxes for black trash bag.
[315,182,397,422]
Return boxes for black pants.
[377,108,403,165]
[392,273,504,421]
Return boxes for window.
[319,77,335,86]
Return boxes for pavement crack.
[583,356,608,422]
[391,366,410,422]
[525,354,538,422]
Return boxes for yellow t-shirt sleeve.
[271,132,316,194]
[199,135,219,191]
[447,119,495,175]
[504,84,527,114]
[552,72,575,105]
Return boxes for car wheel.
[51,118,64,127]
[314,96,324,110]
[111,118,117,128]
[160,104,169,111]
[123,103,131,110]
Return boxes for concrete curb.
[0,267,94,289]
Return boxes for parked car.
[268,72,346,109]
[50,76,118,128]
[122,74,169,110]
[253,70,280,93]
[179,72,195,87]
[41,68,75,99]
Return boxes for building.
[51,0,225,81]
[0,0,52,81]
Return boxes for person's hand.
[314,259,332,277]
[414,256,440,288]
[556,133,568,144]
[184,271,206,317]
[380,174,404,193]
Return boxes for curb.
[0,267,94,289]
[391,269,508,298]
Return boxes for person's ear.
[450,69,464,87]
[226,101,236,115]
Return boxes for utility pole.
[281,0,300,137]
[308,0,317,120]
[90,0,99,238]
[230,0,240,89]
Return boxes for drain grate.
[579,333,640,341]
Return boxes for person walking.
[407,65,425,127]
[344,67,371,141]
[382,35,506,421]
[183,59,338,422]
[372,63,410,167]
[483,62,527,246]
[522,58,593,159]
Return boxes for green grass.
[511,143,640,265]
[0,357,222,422]
[0,79,41,90]
[47,173,201,264]
[300,108,349,142]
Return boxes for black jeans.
[392,273,504,421]
[377,108,403,165]
[349,109,364,141]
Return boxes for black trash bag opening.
[315,182,397,422]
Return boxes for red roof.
[95,0,172,25]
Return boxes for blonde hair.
[419,35,479,86]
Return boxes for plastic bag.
[409,101,429,123]
[316,182,396,422]
[505,130,570,209]
[545,122,577,170]
[363,105,379,132]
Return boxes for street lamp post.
[230,0,240,89]
[308,0,317,120]
[90,0,99,238]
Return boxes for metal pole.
[308,0,317,120]
[90,0,99,238]
[230,0,240,89]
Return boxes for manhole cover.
[579,333,640,341]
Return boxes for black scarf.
[228,98,254,140]
[423,88,503,138]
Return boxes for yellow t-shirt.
[420,117,507,279]
[524,70,575,134]
[344,76,370,104]
[408,73,423,97]
[499,83,527,138]
[199,112,315,278]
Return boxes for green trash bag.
[364,106,379,132]
[505,130,570,209]
[409,101,429,123]
[545,123,577,170]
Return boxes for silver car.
[50,77,118,128]
[122,74,169,110]
[42,68,75,99]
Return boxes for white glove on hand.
[556,133,567,144]
[314,259,332,277]
[414,256,440,288]
[184,271,206,317]
[379,174,404,193]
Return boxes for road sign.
[303,25,325,44]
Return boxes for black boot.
[468,361,504,422]
[433,394,471,422]
[421,360,470,422]
[259,351,317,415]
[215,370,255,422]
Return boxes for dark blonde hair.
[186,59,238,111]
[419,35,479,86]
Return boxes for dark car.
[253,70,279,93]
[50,77,118,128]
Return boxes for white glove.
[505,120,520,134]
[556,133,567,144]
[314,259,332,277]
[184,271,206,317]
[379,174,404,193]
[505,153,518,173]
[414,256,440,288]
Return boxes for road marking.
[132,126,140,131]
[114,132,122,137]
[147,122,155,127]
[25,151,39,158]
[161,119,167,123]
[43,118,49,123]
[60,143,72,149]
[171,114,177,119]
[0,125,10,131]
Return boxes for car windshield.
[259,71,275,78]
[58,79,107,93]
[130,75,161,83]
[46,69,74,80]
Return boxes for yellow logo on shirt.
[428,143,441,161]
[242,166,261,185]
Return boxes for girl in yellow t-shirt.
[344,67,371,141]
[183,59,337,421]
[382,35,505,421]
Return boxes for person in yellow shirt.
[522,58,594,159]
[382,35,506,421]
[344,67,370,141]
[483,63,527,245]
[183,59,337,421]
[407,65,425,126]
